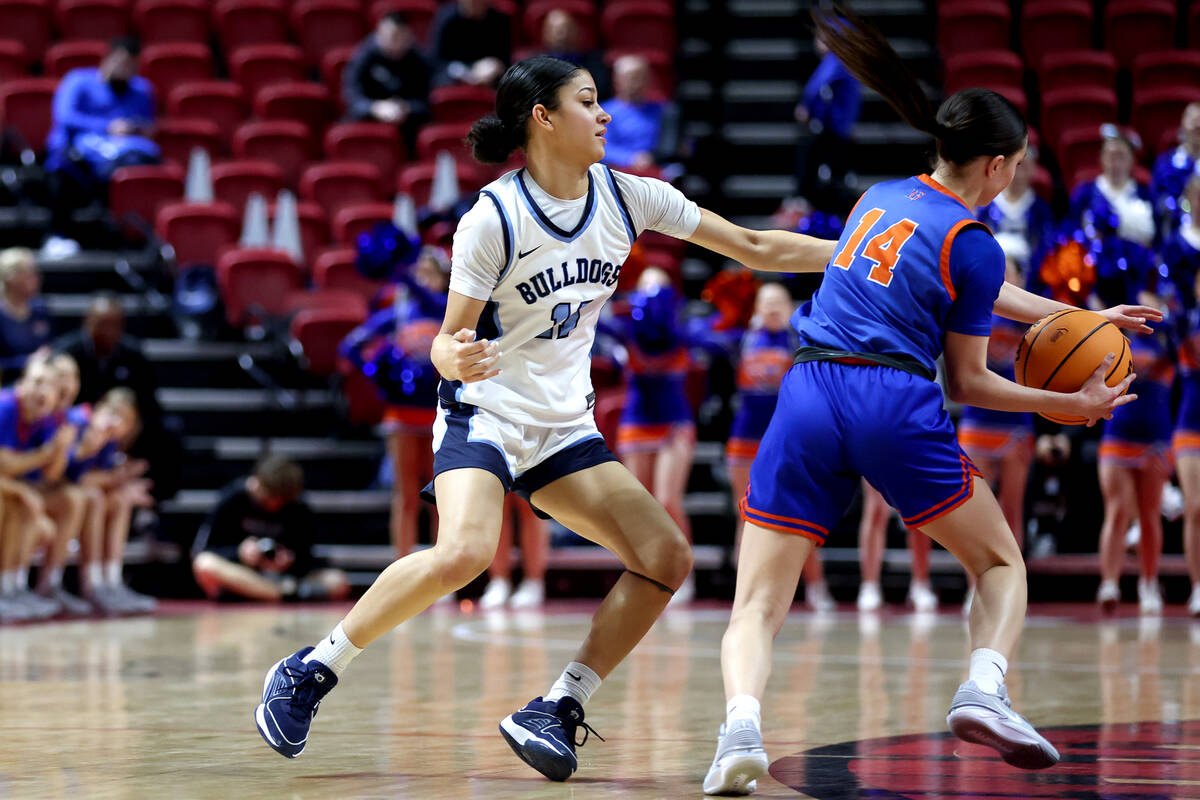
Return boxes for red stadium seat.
[313,247,386,302]
[0,77,56,153]
[133,0,209,44]
[139,43,213,104]
[254,82,333,135]
[108,162,184,223]
[1132,87,1200,158]
[229,44,306,99]
[284,287,368,315]
[319,45,354,111]
[0,40,30,81]
[0,2,51,60]
[300,161,385,219]
[291,304,368,376]
[324,122,405,178]
[268,199,330,260]
[210,159,284,212]
[397,160,492,206]
[167,81,248,136]
[1040,87,1118,150]
[429,84,495,124]
[213,0,288,56]
[415,121,472,162]
[522,0,596,47]
[289,0,364,68]
[155,117,223,163]
[936,1,1010,59]
[333,202,394,245]
[367,0,436,42]
[602,49,674,96]
[216,247,303,326]
[156,201,239,268]
[943,51,1024,96]
[1056,126,1106,186]
[1038,51,1117,96]
[600,1,672,52]
[1104,0,1176,70]
[1133,52,1200,95]
[43,40,106,77]
[1021,1,1093,71]
[233,120,315,187]
[56,0,129,41]
[342,369,385,424]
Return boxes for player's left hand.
[1097,304,1163,334]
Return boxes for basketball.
[1014,309,1132,425]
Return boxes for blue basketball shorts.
[420,398,617,517]
[741,360,981,543]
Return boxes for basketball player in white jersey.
[254,55,836,782]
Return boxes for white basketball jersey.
[445,164,650,427]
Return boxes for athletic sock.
[1,569,15,595]
[44,566,63,590]
[545,661,601,706]
[104,560,122,588]
[968,647,1008,694]
[15,566,29,590]
[725,694,762,728]
[84,563,103,593]
[304,621,362,677]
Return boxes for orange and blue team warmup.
[1098,324,1175,471]
[726,326,797,467]
[741,174,1002,541]
[957,313,1033,458]
[1177,308,1200,458]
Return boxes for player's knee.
[192,552,221,577]
[644,527,692,589]
[431,536,494,590]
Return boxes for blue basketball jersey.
[792,174,1005,374]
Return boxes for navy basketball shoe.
[499,696,604,781]
[255,647,338,758]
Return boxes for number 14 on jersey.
[830,208,919,287]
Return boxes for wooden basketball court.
[2,601,1196,798]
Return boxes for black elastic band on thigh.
[626,569,675,595]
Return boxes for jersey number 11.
[536,300,593,340]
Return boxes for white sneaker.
[805,580,835,612]
[668,573,695,606]
[703,719,768,795]
[856,580,881,611]
[1096,580,1120,613]
[1162,483,1184,522]
[1189,584,1200,617]
[908,580,938,613]
[509,579,544,609]
[113,583,157,613]
[1138,579,1163,616]
[946,681,1059,769]
[479,577,512,610]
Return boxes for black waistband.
[793,346,937,381]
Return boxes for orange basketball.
[1013,309,1132,425]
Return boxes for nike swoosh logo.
[565,671,582,681]
[330,634,335,645]
[518,245,542,259]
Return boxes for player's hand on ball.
[450,328,501,383]
[1096,304,1163,334]
[1075,353,1136,427]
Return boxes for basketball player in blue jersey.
[703,11,1161,794]
[1176,270,1200,615]
[254,55,840,782]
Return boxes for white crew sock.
[968,647,1008,694]
[1,569,15,595]
[84,562,103,592]
[104,560,122,588]
[15,566,29,590]
[44,566,63,589]
[304,621,363,677]
[725,694,762,728]
[545,661,601,706]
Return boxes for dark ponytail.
[467,55,582,164]
[812,7,1027,166]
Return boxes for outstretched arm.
[994,282,1162,333]
[686,208,837,273]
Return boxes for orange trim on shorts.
[1173,430,1200,456]
[1099,439,1173,471]
[903,454,981,527]
[725,438,760,462]
[1099,441,1152,460]
[738,491,829,544]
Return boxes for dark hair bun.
[467,116,517,165]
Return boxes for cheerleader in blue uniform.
[977,148,1054,288]
[1173,215,1200,615]
[1150,102,1200,234]
[726,282,833,611]
[1162,176,1200,311]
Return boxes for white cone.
[429,151,460,213]
[392,192,417,237]
[272,189,304,262]
[240,192,270,247]
[184,147,213,202]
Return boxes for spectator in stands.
[191,456,350,602]
[1151,101,1200,234]
[602,54,680,176]
[343,12,432,152]
[0,248,52,378]
[793,31,861,214]
[977,147,1055,283]
[536,9,609,100]
[431,0,510,88]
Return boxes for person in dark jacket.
[343,13,432,151]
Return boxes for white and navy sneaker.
[703,719,768,795]
[499,696,602,781]
[946,680,1060,769]
[255,647,338,758]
